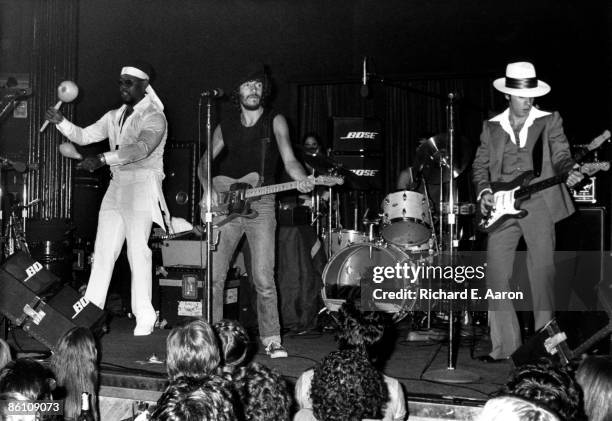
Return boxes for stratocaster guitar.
[200,172,343,226]
[477,161,610,232]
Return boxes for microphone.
[200,88,224,98]
[360,56,369,98]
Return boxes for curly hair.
[476,396,560,421]
[501,359,584,420]
[335,302,385,354]
[152,374,236,421]
[50,327,99,420]
[310,349,387,421]
[213,319,250,374]
[576,355,612,421]
[0,358,55,401]
[233,362,292,421]
[230,74,272,109]
[166,318,221,381]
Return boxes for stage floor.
[7,314,510,404]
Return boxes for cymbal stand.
[423,93,479,384]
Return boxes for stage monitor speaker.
[0,268,106,351]
[331,117,382,153]
[163,142,197,224]
[2,251,60,295]
[332,153,384,190]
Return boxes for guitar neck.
[245,181,300,198]
[516,172,568,197]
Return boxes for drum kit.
[298,131,476,318]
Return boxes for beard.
[241,94,262,111]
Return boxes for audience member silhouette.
[50,327,99,421]
[576,355,612,421]
[166,319,221,381]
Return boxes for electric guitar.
[477,161,610,232]
[200,172,343,226]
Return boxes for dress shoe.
[476,355,509,363]
[133,312,157,336]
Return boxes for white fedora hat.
[493,61,550,97]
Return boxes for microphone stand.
[199,95,217,323]
[422,93,479,384]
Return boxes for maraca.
[40,80,79,133]
[59,142,83,160]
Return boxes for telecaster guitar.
[477,162,610,232]
[201,172,343,226]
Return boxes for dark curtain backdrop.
[296,75,503,193]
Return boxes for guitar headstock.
[314,175,345,187]
[587,129,611,151]
[580,161,610,176]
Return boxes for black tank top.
[215,109,280,186]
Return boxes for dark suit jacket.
[472,110,575,223]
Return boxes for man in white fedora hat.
[45,61,170,336]
[472,61,584,361]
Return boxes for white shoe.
[265,342,288,359]
[133,312,157,336]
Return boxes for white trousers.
[84,174,157,325]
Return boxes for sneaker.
[265,342,288,359]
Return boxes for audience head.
[0,358,55,401]
[335,302,385,360]
[476,396,560,421]
[234,362,292,421]
[576,355,612,421]
[50,327,99,420]
[166,318,221,381]
[501,359,584,421]
[152,374,235,421]
[213,319,250,372]
[0,339,12,370]
[0,391,36,421]
[310,349,388,421]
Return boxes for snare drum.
[381,191,432,246]
[321,243,419,314]
[324,229,368,255]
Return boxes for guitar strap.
[259,110,273,187]
[531,125,545,178]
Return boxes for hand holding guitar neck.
[40,80,79,133]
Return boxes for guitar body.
[478,172,533,232]
[213,172,261,218]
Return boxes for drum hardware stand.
[422,93,479,384]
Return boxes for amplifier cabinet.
[160,239,207,267]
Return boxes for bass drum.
[322,243,419,314]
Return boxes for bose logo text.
[351,169,379,177]
[72,297,89,319]
[24,262,44,279]
[340,131,378,140]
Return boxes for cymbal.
[297,147,372,190]
[415,133,472,184]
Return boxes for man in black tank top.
[197,63,314,358]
